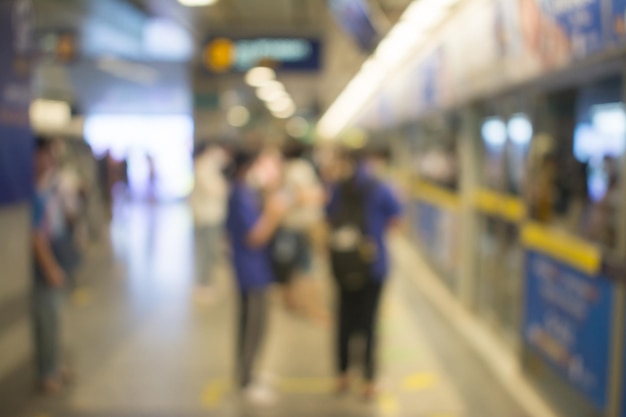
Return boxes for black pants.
[336,281,384,381]
[237,289,268,388]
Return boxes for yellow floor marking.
[280,377,333,393]
[378,392,399,415]
[403,372,439,391]
[71,288,92,307]
[200,379,229,409]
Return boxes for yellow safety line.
[473,188,526,223]
[378,392,399,415]
[403,372,439,391]
[200,379,229,409]
[521,222,602,275]
[412,181,461,211]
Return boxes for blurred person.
[226,149,287,404]
[327,149,403,400]
[190,143,228,302]
[270,142,328,323]
[146,154,157,202]
[55,140,84,290]
[529,153,557,222]
[31,137,75,395]
[588,157,619,246]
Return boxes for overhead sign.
[202,37,321,73]
[523,251,613,410]
[0,0,34,206]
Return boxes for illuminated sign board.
[202,37,321,73]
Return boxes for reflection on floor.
[16,202,529,417]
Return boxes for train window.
[413,112,460,191]
[531,76,623,249]
[478,99,533,196]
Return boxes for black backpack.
[328,178,378,291]
[269,227,301,285]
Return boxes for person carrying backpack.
[326,149,403,400]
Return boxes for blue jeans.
[32,282,64,380]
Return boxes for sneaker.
[243,383,277,406]
[362,383,378,402]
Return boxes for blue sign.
[523,251,614,410]
[611,0,626,41]
[0,0,34,206]
[540,0,605,58]
[202,37,321,73]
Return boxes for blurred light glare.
[144,19,193,61]
[507,114,533,145]
[592,103,626,136]
[272,102,296,119]
[482,117,507,147]
[259,88,287,103]
[245,67,276,87]
[178,0,218,6]
[286,116,309,138]
[227,106,250,127]
[256,81,285,101]
[268,97,294,113]
[30,99,71,130]
[317,0,460,139]
[84,115,194,200]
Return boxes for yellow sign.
[203,38,235,73]
[521,222,602,275]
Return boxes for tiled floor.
[11,202,529,417]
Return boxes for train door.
[474,95,532,348]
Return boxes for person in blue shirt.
[326,148,403,400]
[225,149,287,402]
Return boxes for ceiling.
[131,0,326,41]
[31,0,414,124]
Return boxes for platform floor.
[8,202,530,417]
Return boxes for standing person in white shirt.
[191,143,229,301]
[271,141,328,324]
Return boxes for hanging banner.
[0,0,34,206]
[523,251,613,410]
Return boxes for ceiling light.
[256,81,285,101]
[258,88,287,103]
[273,106,296,119]
[178,0,218,6]
[317,0,462,140]
[245,66,276,87]
[227,106,250,127]
[268,97,294,113]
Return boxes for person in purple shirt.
[225,149,287,403]
[326,149,403,400]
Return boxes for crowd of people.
[30,135,403,404]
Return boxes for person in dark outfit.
[326,150,403,400]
